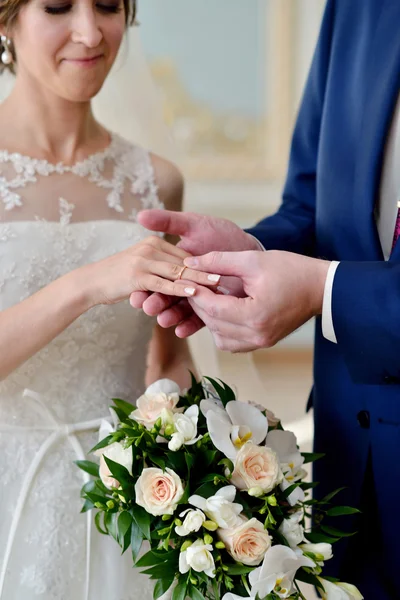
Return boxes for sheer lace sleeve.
[0,133,164,225]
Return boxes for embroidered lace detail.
[0,133,163,223]
[0,134,166,600]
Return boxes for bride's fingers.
[130,290,150,309]
[147,261,221,287]
[140,275,198,298]
[144,236,190,261]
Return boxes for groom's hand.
[130,210,261,336]
[183,250,330,352]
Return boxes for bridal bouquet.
[77,376,363,600]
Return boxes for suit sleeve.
[331,261,400,384]
[246,0,336,256]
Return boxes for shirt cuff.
[322,261,340,343]
[247,234,266,251]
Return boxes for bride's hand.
[82,236,221,308]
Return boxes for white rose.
[218,517,272,567]
[179,540,215,577]
[131,379,181,429]
[317,578,364,600]
[175,509,206,536]
[189,486,243,529]
[231,442,282,496]
[95,442,132,489]
[278,510,306,548]
[168,405,202,452]
[135,467,184,516]
[300,542,333,563]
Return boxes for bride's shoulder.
[149,152,184,212]
[113,134,184,211]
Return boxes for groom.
[133,1,400,597]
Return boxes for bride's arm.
[145,324,196,390]
[0,237,218,381]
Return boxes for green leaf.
[321,525,357,538]
[131,505,151,540]
[301,481,319,491]
[188,585,206,600]
[193,481,219,498]
[94,511,108,535]
[142,564,178,580]
[89,435,114,454]
[305,532,339,544]
[136,548,179,568]
[135,550,169,568]
[320,487,346,504]
[131,520,143,563]
[75,460,100,478]
[103,455,133,487]
[295,569,323,589]
[112,398,136,416]
[172,580,187,600]
[301,452,325,464]
[202,450,218,469]
[281,483,300,500]
[154,578,174,600]
[225,565,254,575]
[118,511,133,544]
[185,453,195,471]
[326,506,361,517]
[104,512,119,542]
[149,455,166,471]
[80,499,95,513]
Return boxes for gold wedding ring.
[176,265,187,280]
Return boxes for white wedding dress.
[0,133,166,600]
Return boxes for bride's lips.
[64,55,104,67]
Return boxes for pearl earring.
[1,35,13,66]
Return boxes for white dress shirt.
[322,94,400,343]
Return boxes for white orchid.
[200,399,268,461]
[179,540,215,577]
[189,485,243,529]
[265,430,306,506]
[300,542,333,565]
[168,405,202,451]
[278,510,306,548]
[249,545,315,599]
[222,595,255,600]
[175,509,206,536]
[317,578,364,599]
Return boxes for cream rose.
[131,379,181,430]
[231,442,282,496]
[218,517,272,566]
[96,442,133,489]
[135,467,184,516]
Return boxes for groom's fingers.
[175,313,205,338]
[156,298,194,328]
[130,290,150,309]
[138,210,199,238]
[189,285,250,326]
[184,251,252,280]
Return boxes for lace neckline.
[0,131,119,173]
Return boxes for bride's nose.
[71,8,103,48]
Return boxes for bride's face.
[9,0,126,102]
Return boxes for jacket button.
[357,410,370,429]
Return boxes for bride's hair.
[0,0,137,75]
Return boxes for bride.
[0,0,219,598]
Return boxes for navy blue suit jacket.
[247,1,400,596]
